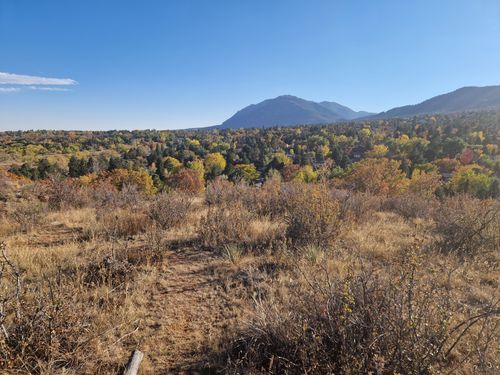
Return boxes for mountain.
[319,101,373,120]
[211,85,500,130]
[219,95,372,129]
[373,85,500,119]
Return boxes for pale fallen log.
[123,350,144,375]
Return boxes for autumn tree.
[293,165,318,183]
[448,165,497,198]
[168,168,204,194]
[366,144,388,158]
[231,163,260,182]
[409,169,442,197]
[164,156,182,174]
[108,168,156,195]
[204,152,227,180]
[343,158,408,195]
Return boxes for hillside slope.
[373,85,500,118]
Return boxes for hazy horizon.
[1,0,500,131]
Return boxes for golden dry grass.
[0,187,498,374]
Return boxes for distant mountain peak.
[219,95,373,129]
[211,85,500,130]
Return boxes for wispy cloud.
[0,72,77,86]
[0,87,21,93]
[28,86,72,92]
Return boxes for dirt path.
[22,221,241,373]
[28,221,82,247]
[139,246,239,374]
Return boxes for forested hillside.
[2,111,499,199]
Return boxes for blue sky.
[1,0,500,130]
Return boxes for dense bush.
[381,193,437,219]
[92,207,150,239]
[205,177,246,207]
[335,190,382,223]
[199,203,285,253]
[147,192,192,230]
[432,196,499,258]
[284,184,343,249]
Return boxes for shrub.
[147,192,192,230]
[199,203,255,251]
[381,193,437,219]
[246,175,287,219]
[89,181,141,210]
[167,168,205,194]
[219,248,499,374]
[8,201,46,232]
[342,158,409,196]
[0,242,132,373]
[409,169,442,198]
[43,176,89,210]
[432,196,499,258]
[205,177,246,207]
[92,208,150,239]
[335,190,382,223]
[143,225,168,262]
[284,184,343,248]
[198,203,285,253]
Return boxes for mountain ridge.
[204,85,500,130]
[370,85,500,119]
[219,95,372,129]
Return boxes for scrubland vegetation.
[0,111,499,374]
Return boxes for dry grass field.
[0,175,499,374]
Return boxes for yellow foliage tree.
[204,152,226,179]
[293,165,318,183]
[108,168,156,195]
[366,144,389,158]
[164,156,182,173]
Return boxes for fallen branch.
[123,350,144,375]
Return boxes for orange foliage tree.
[343,158,408,195]
[168,168,205,194]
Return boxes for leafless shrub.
[199,204,286,253]
[242,177,288,219]
[205,177,242,207]
[219,246,499,374]
[93,208,150,239]
[337,191,382,223]
[433,196,499,258]
[8,201,46,233]
[90,182,141,210]
[83,254,134,288]
[44,176,89,210]
[0,175,14,203]
[199,204,255,250]
[143,225,168,262]
[147,192,192,230]
[381,193,437,219]
[205,177,257,211]
[0,242,91,372]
